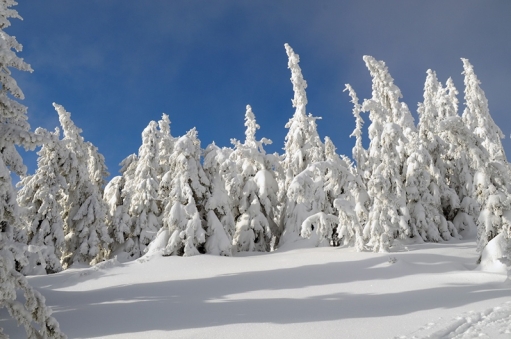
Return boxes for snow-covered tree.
[0,1,65,337]
[279,44,326,244]
[460,59,511,253]
[404,70,461,243]
[106,114,172,260]
[281,44,324,190]
[160,128,209,256]
[344,84,367,172]
[297,139,366,250]
[230,105,280,252]
[53,103,111,268]
[203,143,236,256]
[104,154,139,259]
[157,113,174,182]
[462,59,506,163]
[359,56,412,252]
[17,128,66,274]
[129,121,161,255]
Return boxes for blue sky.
[9,1,511,178]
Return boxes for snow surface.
[1,237,510,339]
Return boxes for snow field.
[1,238,509,338]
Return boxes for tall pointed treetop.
[345,84,366,169]
[244,104,259,149]
[53,103,84,143]
[285,43,307,116]
[362,55,414,131]
[461,58,505,162]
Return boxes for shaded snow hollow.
[1,238,510,338]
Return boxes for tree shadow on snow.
[3,250,507,338]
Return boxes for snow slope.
[1,238,509,339]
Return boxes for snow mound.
[479,233,508,274]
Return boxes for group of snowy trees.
[20,41,509,268]
[2,0,511,336]
[13,45,511,269]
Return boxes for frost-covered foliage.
[160,128,210,256]
[53,103,111,269]
[230,105,281,252]
[0,1,65,337]
[17,128,66,274]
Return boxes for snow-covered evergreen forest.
[1,1,510,338]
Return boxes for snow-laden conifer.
[104,154,139,259]
[129,121,161,254]
[159,128,209,256]
[53,103,111,268]
[360,56,412,252]
[203,143,236,256]
[406,70,461,242]
[157,113,174,182]
[462,59,506,163]
[281,44,325,190]
[459,59,511,253]
[0,1,65,336]
[296,138,366,249]
[16,128,66,274]
[279,44,327,245]
[229,105,280,252]
[345,84,367,172]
